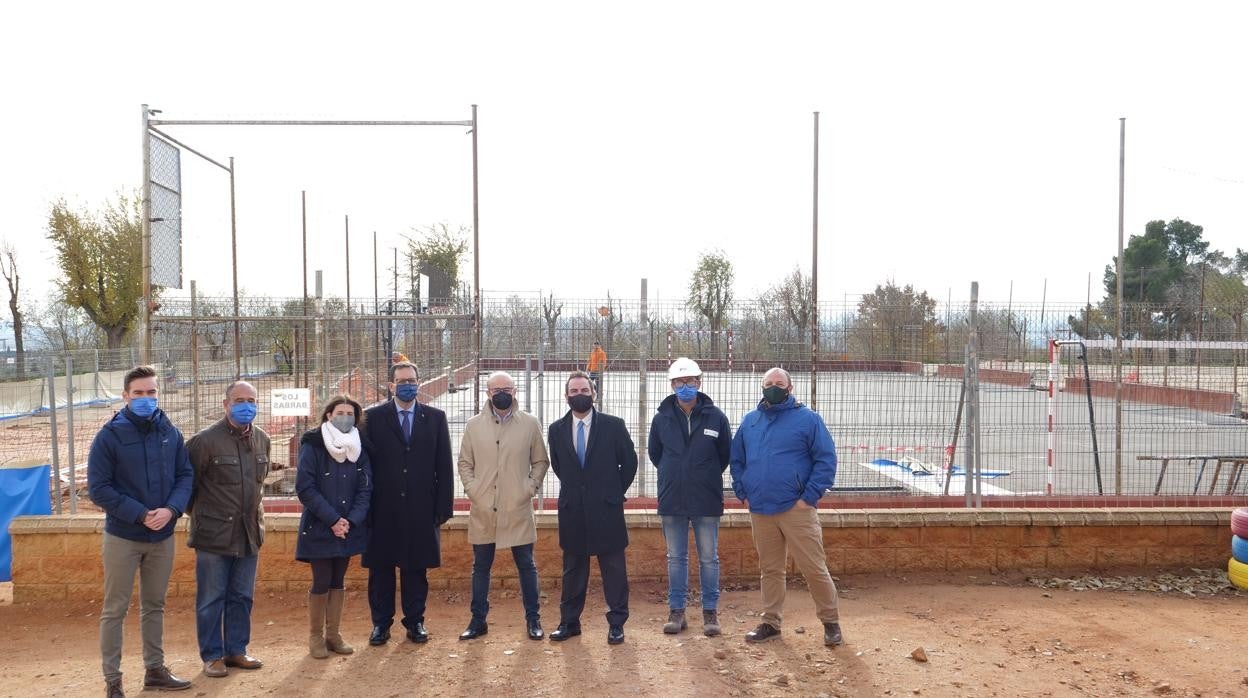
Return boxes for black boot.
[823,621,844,646]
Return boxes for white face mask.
[330,415,355,434]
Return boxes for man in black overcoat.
[361,361,454,644]
[547,370,638,645]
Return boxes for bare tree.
[541,292,562,351]
[601,292,624,353]
[1,241,25,378]
[27,299,98,351]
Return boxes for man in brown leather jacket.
[186,381,271,678]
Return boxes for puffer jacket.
[87,407,193,542]
[729,395,837,515]
[295,429,372,561]
[647,392,732,517]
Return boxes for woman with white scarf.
[295,395,372,659]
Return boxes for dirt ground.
[1,574,1245,698]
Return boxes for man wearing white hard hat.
[647,357,732,637]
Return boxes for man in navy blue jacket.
[647,357,731,637]
[730,367,843,648]
[88,365,194,697]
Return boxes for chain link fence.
[3,293,1246,511]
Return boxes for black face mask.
[491,392,514,410]
[567,394,594,413]
[763,386,789,405]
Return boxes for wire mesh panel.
[7,293,1247,509]
[148,135,182,289]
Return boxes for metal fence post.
[191,280,201,433]
[66,355,77,515]
[963,282,981,508]
[524,355,532,412]
[47,364,62,515]
[638,278,648,499]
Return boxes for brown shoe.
[223,654,263,670]
[203,659,227,678]
[142,665,192,691]
[104,677,125,698]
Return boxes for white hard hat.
[667,357,702,380]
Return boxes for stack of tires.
[1231,508,1248,591]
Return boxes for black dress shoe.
[527,619,544,640]
[369,625,391,646]
[549,623,581,641]
[458,622,488,641]
[406,622,430,643]
[745,622,781,643]
[607,625,625,645]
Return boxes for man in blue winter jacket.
[730,367,843,647]
[88,365,194,697]
[648,357,732,637]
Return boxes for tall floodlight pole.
[229,157,241,378]
[374,231,382,402]
[141,104,153,363]
[302,192,309,396]
[345,215,352,396]
[1114,118,1126,495]
[811,111,820,411]
[471,104,482,412]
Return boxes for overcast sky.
[2,0,1246,322]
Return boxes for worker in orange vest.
[587,341,607,398]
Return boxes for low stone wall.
[1065,376,1237,414]
[7,509,1231,602]
[937,365,1033,388]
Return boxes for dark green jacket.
[186,418,271,557]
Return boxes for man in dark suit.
[361,361,454,645]
[547,370,638,645]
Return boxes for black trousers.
[559,548,629,627]
[367,566,429,630]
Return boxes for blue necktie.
[401,410,411,442]
[576,421,586,468]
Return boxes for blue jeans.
[661,515,720,610]
[470,543,540,623]
[195,551,258,661]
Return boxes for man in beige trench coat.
[457,371,551,641]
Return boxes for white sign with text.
[270,388,312,417]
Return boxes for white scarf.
[320,421,362,463]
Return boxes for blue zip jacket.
[729,395,837,515]
[87,407,193,542]
[648,392,732,517]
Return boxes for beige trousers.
[749,505,838,626]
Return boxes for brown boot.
[325,588,354,655]
[142,665,191,691]
[308,592,329,659]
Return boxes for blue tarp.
[0,464,52,582]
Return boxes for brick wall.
[1065,376,1237,414]
[7,509,1232,602]
[937,365,1033,388]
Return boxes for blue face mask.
[674,384,698,402]
[395,383,418,403]
[129,396,158,418]
[230,402,257,426]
